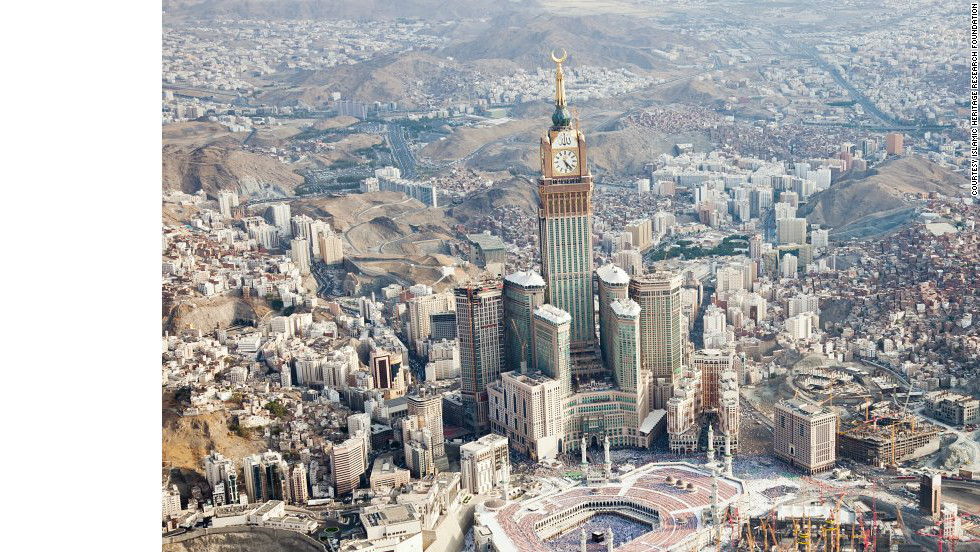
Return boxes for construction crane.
[743,517,756,551]
[509,318,527,372]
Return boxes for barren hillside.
[802,157,967,233]
[164,295,272,334]
[446,177,538,224]
[162,138,304,198]
[162,397,267,474]
[445,13,710,73]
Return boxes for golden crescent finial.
[550,48,567,64]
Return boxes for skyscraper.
[406,291,454,354]
[407,390,448,470]
[629,271,683,409]
[532,304,572,398]
[288,463,308,505]
[290,237,311,275]
[503,271,546,373]
[537,52,595,352]
[608,298,641,393]
[596,264,630,372]
[456,278,505,435]
[330,435,368,496]
[269,203,291,236]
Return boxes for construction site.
[837,404,941,468]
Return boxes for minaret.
[580,528,588,552]
[501,475,510,502]
[581,436,588,466]
[603,435,612,479]
[723,433,733,477]
[606,527,614,552]
[711,468,722,545]
[706,423,716,464]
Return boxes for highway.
[386,124,416,178]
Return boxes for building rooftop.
[597,263,630,285]
[505,270,545,288]
[610,298,641,318]
[535,304,571,325]
[362,504,416,527]
[467,232,507,251]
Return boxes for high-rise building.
[460,434,510,496]
[456,278,505,435]
[407,291,454,353]
[290,237,311,274]
[429,312,457,341]
[347,413,373,455]
[702,306,729,349]
[217,190,239,218]
[532,304,572,398]
[773,399,837,474]
[810,228,829,249]
[402,414,435,478]
[369,343,406,399]
[630,271,684,409]
[288,463,308,505]
[777,217,807,245]
[407,390,448,470]
[626,218,654,252]
[920,473,942,517]
[330,435,368,496]
[781,253,799,278]
[243,451,288,502]
[613,249,643,277]
[488,371,564,461]
[749,234,763,260]
[203,450,236,499]
[788,294,820,317]
[537,55,595,352]
[596,264,630,372]
[886,133,903,155]
[608,298,641,393]
[163,484,182,517]
[317,231,344,265]
[503,271,546,373]
[268,203,291,236]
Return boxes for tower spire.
[550,49,571,128]
[551,49,567,107]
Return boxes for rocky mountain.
[800,156,967,239]
[445,176,538,224]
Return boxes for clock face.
[553,149,578,174]
[552,130,577,148]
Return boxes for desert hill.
[162,137,303,198]
[801,156,968,239]
[164,295,273,335]
[164,0,534,22]
[446,177,538,224]
[263,51,519,109]
[445,14,707,74]
[162,394,268,474]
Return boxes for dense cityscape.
[159,2,978,552]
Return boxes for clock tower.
[537,50,596,355]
